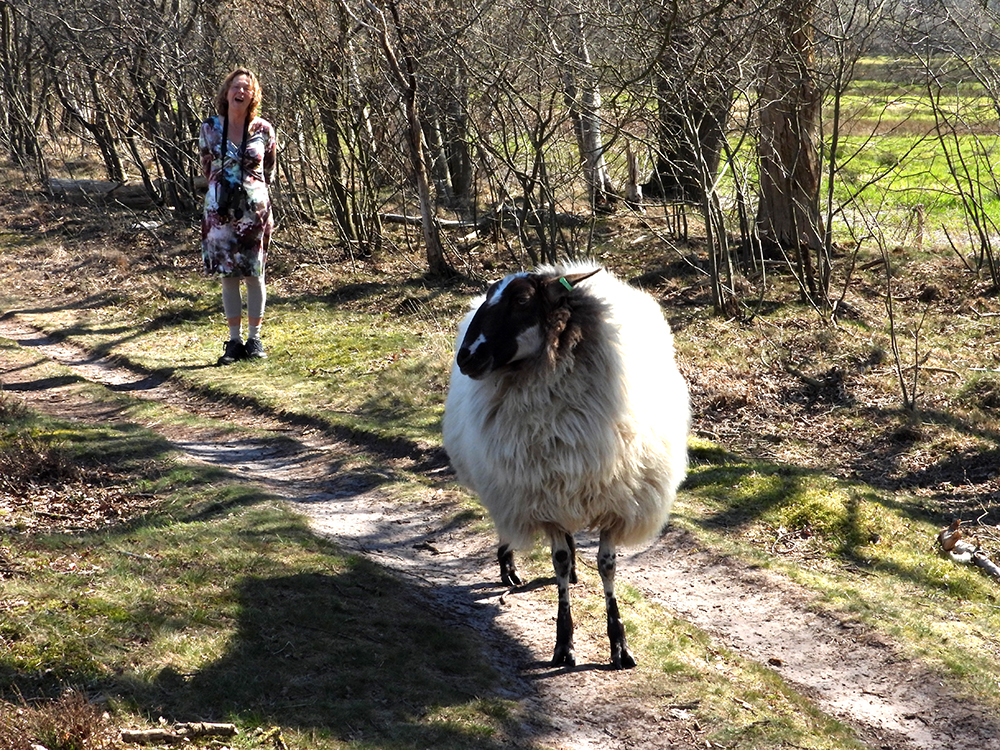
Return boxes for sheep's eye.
[514,293,532,306]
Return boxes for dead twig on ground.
[121,722,237,745]
[936,519,1000,581]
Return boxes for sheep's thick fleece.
[443,262,690,550]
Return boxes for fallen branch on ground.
[47,178,158,209]
[381,202,588,240]
[936,519,1000,581]
[121,722,237,744]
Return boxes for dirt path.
[1,314,998,750]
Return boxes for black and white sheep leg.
[599,532,636,669]
[497,542,522,587]
[550,531,576,666]
[565,532,578,584]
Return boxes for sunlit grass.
[2,356,877,748]
[8,268,460,447]
[677,438,1000,714]
[0,401,521,748]
[712,63,1000,253]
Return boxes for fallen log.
[382,201,589,240]
[936,519,1000,580]
[380,212,471,228]
[121,722,237,745]
[47,178,158,209]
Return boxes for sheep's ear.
[543,268,601,303]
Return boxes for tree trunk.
[55,69,125,183]
[126,73,194,212]
[380,0,451,276]
[1,0,47,184]
[643,25,733,206]
[424,62,474,214]
[645,86,731,204]
[443,68,474,210]
[405,85,449,275]
[560,6,616,211]
[316,59,358,244]
[755,0,824,299]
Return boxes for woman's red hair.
[214,68,262,121]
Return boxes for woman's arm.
[263,123,276,186]
[198,120,215,179]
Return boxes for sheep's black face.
[456,273,546,379]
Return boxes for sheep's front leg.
[497,542,522,587]
[599,531,636,669]
[550,531,576,666]
[499,535,574,589]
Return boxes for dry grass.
[0,423,160,535]
[0,690,119,750]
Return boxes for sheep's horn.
[546,268,601,301]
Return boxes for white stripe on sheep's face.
[455,269,598,380]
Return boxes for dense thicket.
[2,0,999,299]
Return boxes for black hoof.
[611,645,637,670]
[498,545,522,587]
[552,644,576,667]
[501,570,522,587]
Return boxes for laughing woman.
[199,68,277,365]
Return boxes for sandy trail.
[1,315,998,750]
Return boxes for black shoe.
[217,338,246,366]
[244,337,267,359]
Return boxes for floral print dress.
[199,115,276,277]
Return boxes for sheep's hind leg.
[599,530,636,669]
[497,542,522,587]
[565,532,578,584]
[550,531,576,666]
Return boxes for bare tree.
[0,0,47,183]
[755,0,826,301]
[338,0,452,276]
[117,0,206,211]
[413,4,476,215]
[21,0,1000,316]
[550,1,616,211]
[267,0,384,248]
[642,15,736,207]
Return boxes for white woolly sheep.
[442,262,690,669]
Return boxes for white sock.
[228,323,242,341]
[247,323,261,340]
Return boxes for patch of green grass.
[0,417,520,749]
[850,55,1000,91]
[677,439,1000,714]
[716,65,1000,253]
[634,615,863,749]
[1,362,874,749]
[683,450,874,550]
[12,272,461,449]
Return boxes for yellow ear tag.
[559,277,574,291]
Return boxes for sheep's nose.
[456,345,491,379]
